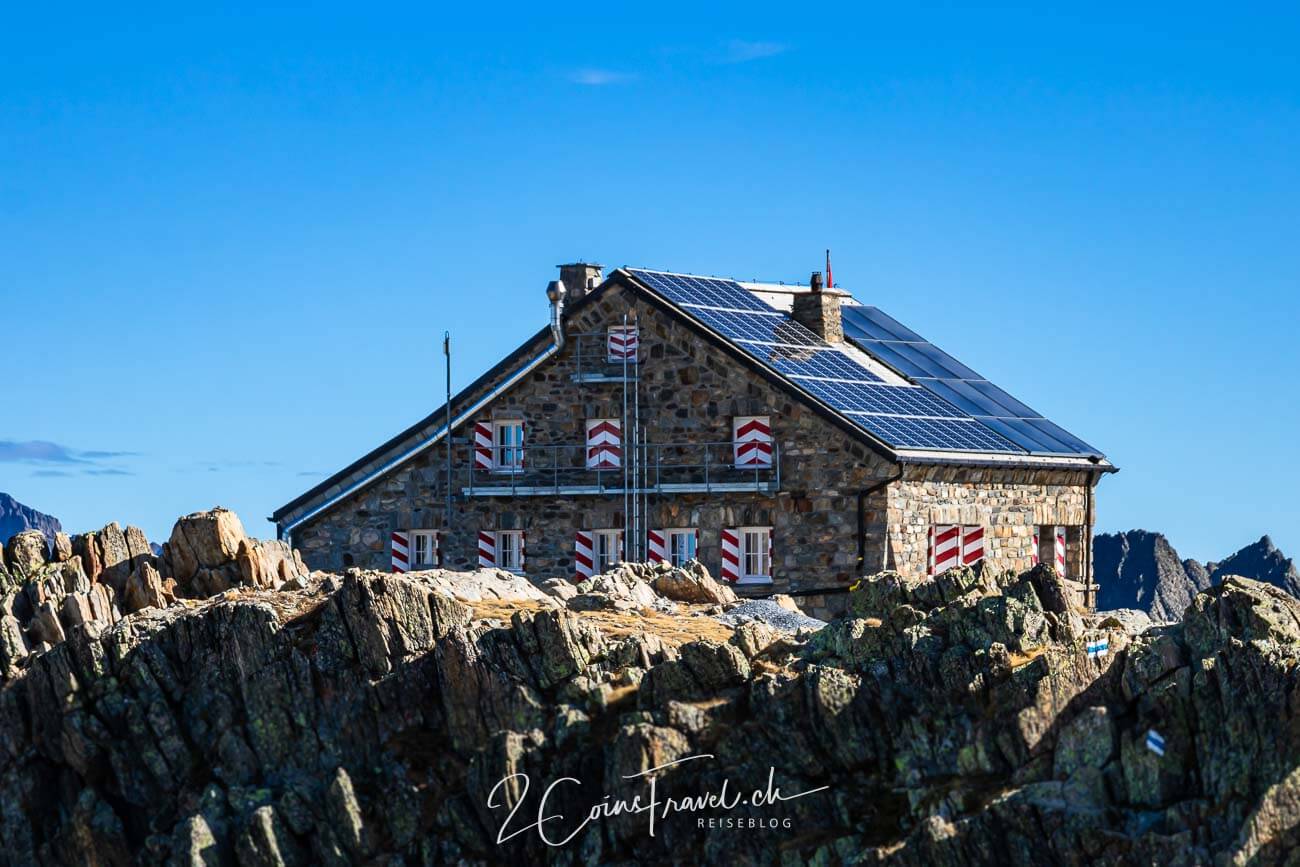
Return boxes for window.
[494,421,525,471]
[929,525,984,576]
[740,527,771,583]
[585,419,622,469]
[497,530,524,573]
[668,529,697,567]
[608,325,639,363]
[411,530,439,568]
[594,530,622,573]
[1041,525,1069,576]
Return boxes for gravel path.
[717,599,826,633]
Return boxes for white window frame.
[411,530,439,568]
[593,529,622,574]
[739,526,772,584]
[493,420,525,473]
[667,529,697,568]
[496,530,524,573]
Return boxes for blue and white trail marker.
[1086,637,1109,659]
[1146,729,1166,756]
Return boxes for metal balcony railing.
[568,331,639,383]
[462,441,781,497]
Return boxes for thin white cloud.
[721,40,788,64]
[568,68,634,86]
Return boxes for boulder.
[4,530,49,576]
[650,560,737,604]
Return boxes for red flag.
[825,249,833,288]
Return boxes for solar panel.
[628,269,773,313]
[842,305,1104,458]
[628,269,1102,460]
[688,308,823,347]
[799,380,966,418]
[764,349,882,383]
[844,414,1023,452]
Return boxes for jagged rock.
[28,599,66,645]
[73,531,103,584]
[409,566,555,603]
[1053,706,1116,779]
[0,614,27,674]
[95,521,134,592]
[1094,530,1212,622]
[731,619,779,658]
[650,560,737,604]
[124,561,168,613]
[540,577,579,600]
[4,530,48,576]
[52,532,73,563]
[571,564,667,612]
[1097,607,1154,636]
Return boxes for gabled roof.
[274,265,1111,534]
[620,267,1111,467]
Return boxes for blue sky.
[2,4,1297,562]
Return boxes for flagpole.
[444,331,453,535]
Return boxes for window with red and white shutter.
[585,419,622,469]
[733,416,773,468]
[929,525,985,576]
[607,326,639,363]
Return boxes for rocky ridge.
[0,507,307,677]
[3,512,1300,864]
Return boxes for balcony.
[461,441,781,497]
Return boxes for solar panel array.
[627,269,1032,453]
[840,305,1103,457]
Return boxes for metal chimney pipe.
[546,279,567,349]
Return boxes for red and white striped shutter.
[733,416,773,467]
[477,531,496,568]
[391,531,409,574]
[608,326,639,363]
[648,529,667,564]
[585,419,622,469]
[574,531,594,581]
[961,526,985,567]
[473,422,493,471]
[1031,532,1040,567]
[1055,527,1067,576]
[519,531,526,572]
[720,528,741,583]
[930,525,961,576]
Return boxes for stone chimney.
[791,270,843,343]
[558,263,603,301]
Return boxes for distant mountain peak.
[1210,535,1300,597]
[0,493,63,547]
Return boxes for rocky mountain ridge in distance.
[1207,534,1300,597]
[1093,529,1298,621]
[0,492,61,548]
